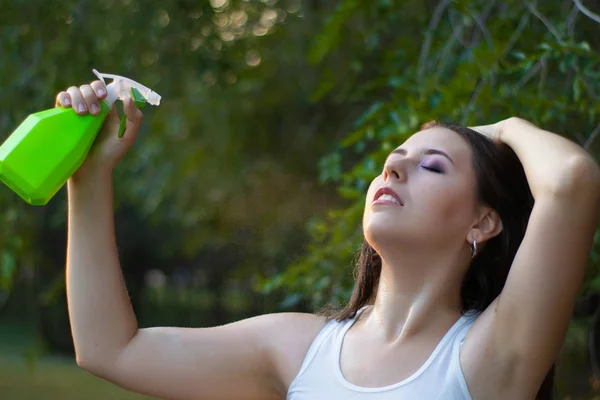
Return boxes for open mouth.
[373,187,404,206]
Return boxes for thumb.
[119,95,144,142]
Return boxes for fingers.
[55,91,72,108]
[80,85,102,115]
[57,80,107,115]
[67,86,88,115]
[120,96,144,141]
[55,81,144,143]
[123,95,143,123]
[90,80,107,99]
[106,105,119,125]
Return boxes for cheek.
[419,183,474,228]
[362,176,386,226]
[363,176,382,213]
[366,176,382,201]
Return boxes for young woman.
[59,80,600,400]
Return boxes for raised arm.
[63,82,325,400]
[465,117,600,396]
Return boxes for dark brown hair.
[329,121,554,399]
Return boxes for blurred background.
[1,0,600,398]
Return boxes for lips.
[373,187,404,206]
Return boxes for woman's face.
[363,127,479,251]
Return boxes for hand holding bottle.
[0,69,159,205]
[55,80,144,182]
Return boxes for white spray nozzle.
[92,69,161,106]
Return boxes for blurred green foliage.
[263,0,600,311]
[260,0,600,395]
[0,0,347,314]
[0,0,351,362]
[1,0,600,397]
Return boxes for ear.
[467,207,503,244]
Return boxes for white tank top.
[287,307,480,400]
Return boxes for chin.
[363,215,406,248]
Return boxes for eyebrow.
[388,148,455,165]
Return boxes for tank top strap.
[294,306,370,379]
[450,310,481,399]
[294,317,338,379]
[456,310,480,348]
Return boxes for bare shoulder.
[257,312,328,394]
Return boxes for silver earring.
[470,240,477,258]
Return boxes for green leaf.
[318,152,342,183]
[307,0,361,65]
[389,110,401,127]
[354,102,384,128]
[573,77,581,102]
[310,79,336,102]
[1,251,16,291]
[341,128,366,147]
[578,41,591,53]
[337,186,361,199]
[387,76,405,89]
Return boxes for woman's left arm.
[496,117,600,198]
[466,117,600,395]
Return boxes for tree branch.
[464,0,497,50]
[575,132,588,147]
[580,75,598,101]
[471,12,495,50]
[448,9,469,48]
[526,1,562,41]
[567,4,579,38]
[418,0,452,79]
[538,56,547,92]
[584,123,600,151]
[565,67,574,94]
[516,56,548,90]
[500,12,530,59]
[435,19,464,77]
[461,78,486,124]
[435,3,497,89]
[573,0,600,24]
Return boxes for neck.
[366,244,467,341]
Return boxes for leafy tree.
[0,0,349,349]
[2,0,600,395]
[0,0,344,299]
[261,0,600,395]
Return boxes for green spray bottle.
[0,69,161,206]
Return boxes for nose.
[383,158,408,183]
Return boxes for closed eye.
[421,165,444,174]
